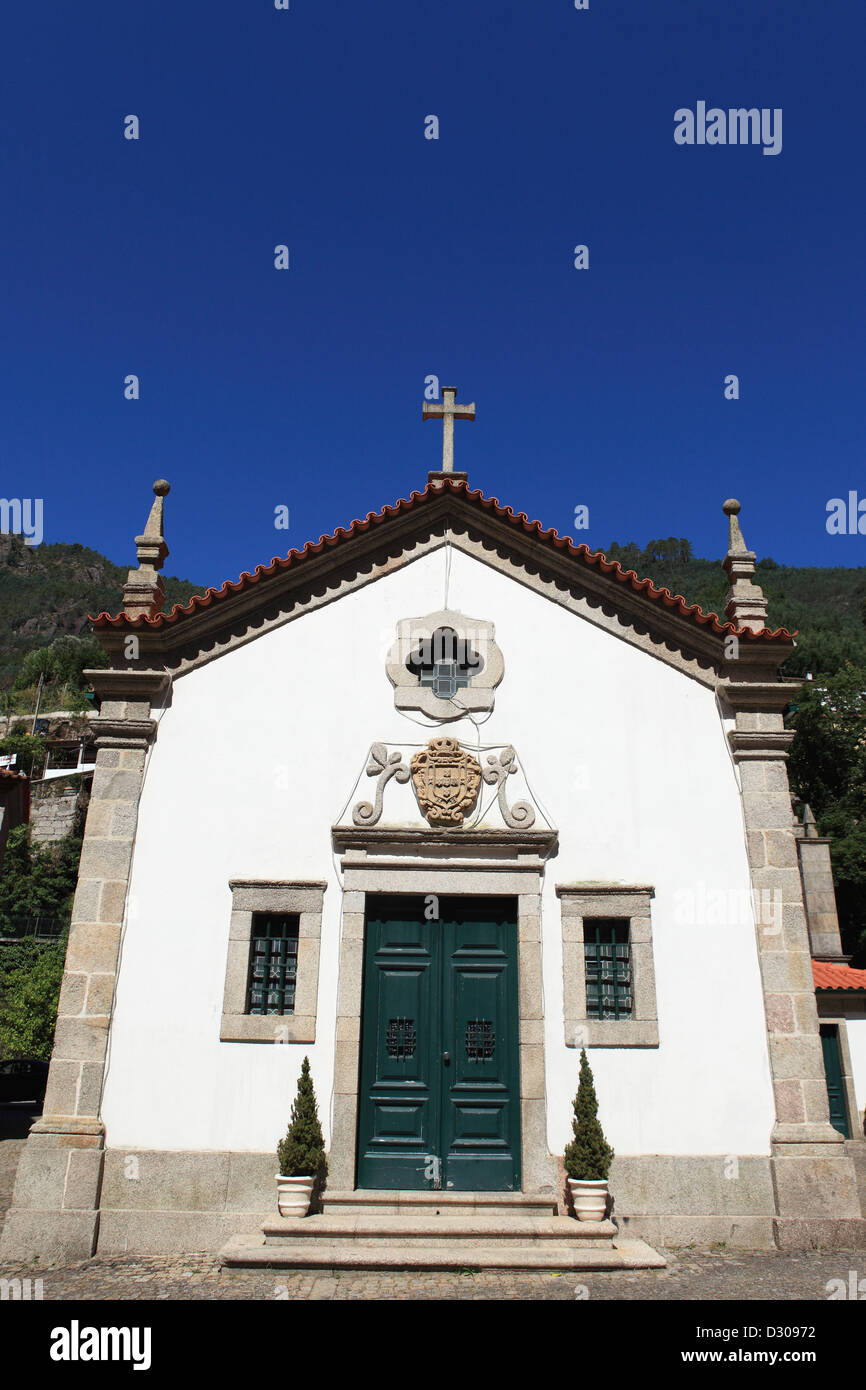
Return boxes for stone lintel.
[228,879,328,891]
[332,826,558,857]
[556,883,655,897]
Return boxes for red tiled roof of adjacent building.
[90,478,795,642]
[813,960,866,991]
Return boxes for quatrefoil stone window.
[386,609,504,721]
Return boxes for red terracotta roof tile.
[813,960,866,991]
[91,478,795,643]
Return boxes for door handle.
[443,1052,451,1065]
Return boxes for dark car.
[0,1057,49,1104]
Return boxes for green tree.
[13,634,108,696]
[0,826,81,926]
[13,645,59,690]
[604,541,642,570]
[640,537,693,567]
[787,664,866,814]
[0,934,67,1059]
[50,634,109,688]
[788,662,866,961]
[0,732,47,776]
[563,1049,614,1181]
[277,1056,328,1179]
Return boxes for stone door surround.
[328,826,558,1193]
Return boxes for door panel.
[442,917,519,1190]
[356,895,520,1191]
[820,1024,850,1138]
[357,904,438,1188]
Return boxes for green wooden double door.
[357,895,521,1191]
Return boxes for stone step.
[262,1213,616,1250]
[320,1189,559,1218]
[220,1233,666,1272]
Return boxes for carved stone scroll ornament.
[482,746,536,828]
[410,738,482,828]
[352,743,410,826]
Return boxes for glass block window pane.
[406,627,484,698]
[246,914,300,1015]
[584,919,632,1020]
[432,659,459,700]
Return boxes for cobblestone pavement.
[0,1250,858,1300]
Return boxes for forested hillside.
[0,534,201,688]
[604,539,866,678]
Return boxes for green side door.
[357,895,521,1191]
[820,1024,850,1138]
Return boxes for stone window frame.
[556,884,659,1048]
[220,880,326,1043]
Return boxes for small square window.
[584,919,632,1021]
[245,913,299,1016]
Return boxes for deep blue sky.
[2,1,865,589]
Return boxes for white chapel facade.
[3,392,865,1259]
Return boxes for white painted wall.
[845,1016,866,1131]
[101,545,776,1157]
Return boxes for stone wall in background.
[29,777,90,844]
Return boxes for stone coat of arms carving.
[410,737,482,828]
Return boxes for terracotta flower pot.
[276,1174,314,1218]
[567,1177,609,1222]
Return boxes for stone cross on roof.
[423,386,475,482]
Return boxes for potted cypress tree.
[275,1056,327,1217]
[563,1048,614,1221]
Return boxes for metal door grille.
[465,1019,495,1059]
[385,1017,417,1059]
